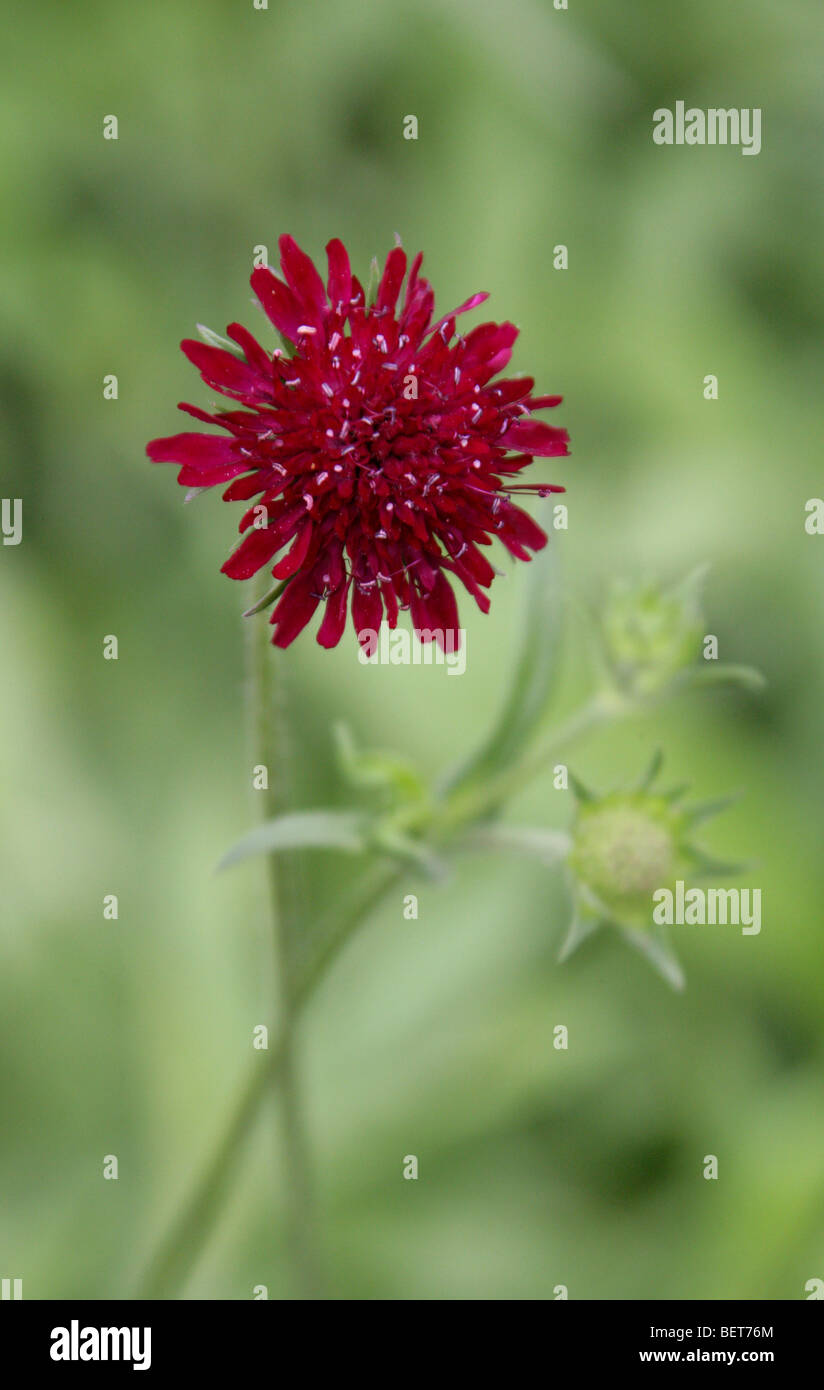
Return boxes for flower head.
[147,236,569,649]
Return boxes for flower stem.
[246,591,323,1299]
[136,683,628,1299]
[136,861,401,1300]
[437,689,630,832]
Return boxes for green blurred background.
[2,0,823,1300]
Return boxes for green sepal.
[242,578,289,617]
[365,257,381,309]
[619,926,686,992]
[197,324,243,356]
[635,748,664,792]
[558,907,602,963]
[680,843,749,878]
[682,793,741,828]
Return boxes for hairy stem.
[247,589,322,1299]
[136,862,400,1299]
[136,683,627,1299]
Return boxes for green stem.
[436,689,631,833]
[247,588,322,1299]
[137,681,630,1299]
[513,688,633,793]
[136,861,400,1300]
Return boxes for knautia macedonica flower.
[147,236,569,649]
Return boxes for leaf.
[459,825,572,865]
[242,577,289,617]
[678,664,766,693]
[620,926,686,991]
[365,256,381,309]
[217,810,366,871]
[197,323,244,356]
[442,501,563,796]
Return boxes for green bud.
[600,571,705,697]
[570,793,681,929]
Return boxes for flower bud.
[570,793,680,930]
[600,573,704,698]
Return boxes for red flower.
[147,236,569,650]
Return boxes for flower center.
[572,802,675,905]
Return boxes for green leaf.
[365,256,381,309]
[442,503,562,796]
[242,577,289,618]
[217,810,366,871]
[197,323,243,356]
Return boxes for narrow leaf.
[443,506,562,795]
[218,810,366,871]
[365,256,380,309]
[197,323,244,356]
[242,577,289,618]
